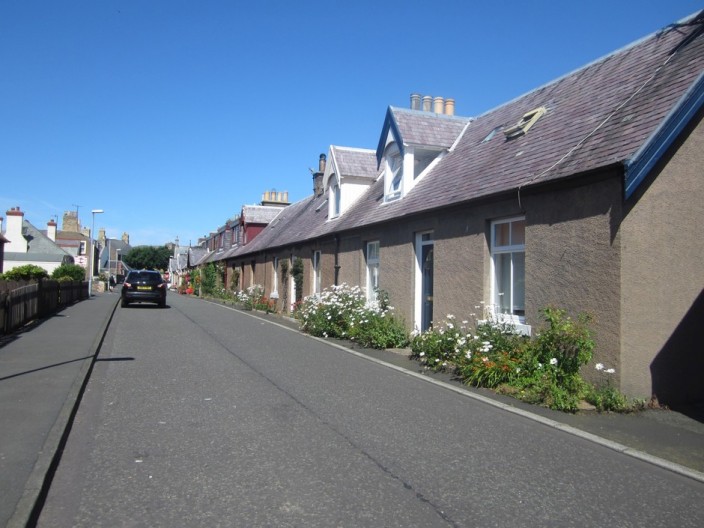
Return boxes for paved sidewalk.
[0,292,119,528]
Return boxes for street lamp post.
[88,209,104,296]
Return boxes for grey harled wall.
[621,111,704,405]
[524,175,623,388]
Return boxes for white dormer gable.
[381,132,444,203]
[323,146,377,219]
[376,106,472,202]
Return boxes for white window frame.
[272,256,279,296]
[366,241,380,303]
[329,179,341,218]
[312,250,322,296]
[384,144,403,202]
[490,216,526,324]
[414,231,434,331]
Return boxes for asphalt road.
[37,293,704,527]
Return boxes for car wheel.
[121,299,129,308]
[159,300,166,308]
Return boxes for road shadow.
[0,355,95,382]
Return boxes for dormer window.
[384,144,402,202]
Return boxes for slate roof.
[228,194,327,257]
[376,108,472,164]
[348,12,704,228]
[242,205,285,224]
[53,230,88,241]
[226,11,704,258]
[188,247,208,267]
[329,146,379,180]
[168,252,189,274]
[4,220,72,263]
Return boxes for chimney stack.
[313,153,326,197]
[47,219,57,242]
[422,96,432,112]
[411,94,456,115]
[62,210,79,233]
[5,207,28,253]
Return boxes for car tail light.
[157,283,165,289]
[124,281,132,288]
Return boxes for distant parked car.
[121,270,166,308]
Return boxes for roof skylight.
[504,106,547,139]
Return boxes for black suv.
[121,270,167,308]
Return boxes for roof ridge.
[388,105,473,121]
[474,11,704,121]
[331,145,375,153]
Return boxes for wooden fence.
[0,279,89,335]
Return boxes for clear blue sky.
[1,0,701,246]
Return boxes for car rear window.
[127,271,162,281]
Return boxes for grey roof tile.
[242,205,285,224]
[227,14,704,259]
[391,108,472,148]
[330,146,378,179]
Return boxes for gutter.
[624,70,704,199]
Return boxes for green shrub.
[410,316,473,370]
[528,307,594,380]
[51,263,86,281]
[350,312,408,349]
[298,283,408,348]
[235,284,274,312]
[587,384,629,412]
[411,307,603,412]
[202,263,218,295]
[583,363,644,412]
[0,264,49,281]
[459,319,529,386]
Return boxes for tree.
[51,263,87,281]
[123,245,171,271]
[0,264,50,281]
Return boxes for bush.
[202,263,218,296]
[528,307,594,380]
[298,283,408,348]
[410,315,473,370]
[350,312,409,349]
[236,284,275,312]
[51,263,86,281]
[460,318,529,387]
[0,264,49,281]
[411,307,609,412]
